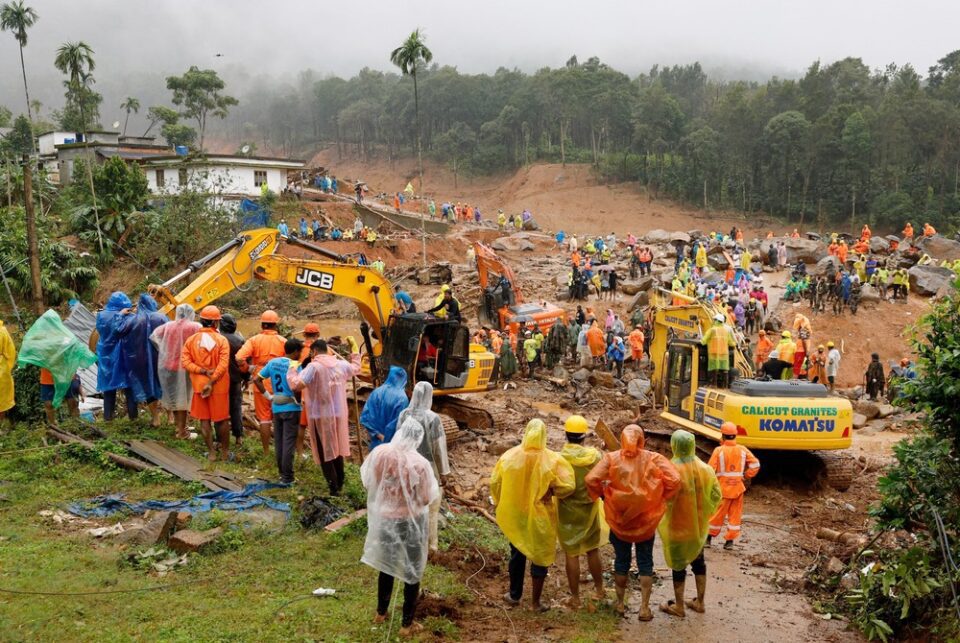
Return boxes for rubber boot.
[638,576,653,621]
[613,573,628,616]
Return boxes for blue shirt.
[259,357,301,413]
[395,291,413,307]
[278,223,289,236]
[300,220,308,235]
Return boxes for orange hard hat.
[303,322,321,335]
[261,310,280,324]
[199,305,222,321]
[721,421,738,437]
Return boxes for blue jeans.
[610,532,654,576]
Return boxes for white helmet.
[713,313,725,323]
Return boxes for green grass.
[0,419,619,641]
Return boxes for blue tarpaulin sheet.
[239,199,269,229]
[67,481,290,518]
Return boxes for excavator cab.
[382,313,472,391]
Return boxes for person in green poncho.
[557,415,609,609]
[498,337,518,379]
[657,430,721,618]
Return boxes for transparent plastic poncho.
[397,381,449,482]
[490,419,575,567]
[150,304,200,411]
[17,310,96,408]
[360,417,439,585]
[657,430,721,570]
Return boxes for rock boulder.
[643,229,673,244]
[908,265,955,295]
[869,237,890,254]
[919,235,960,262]
[492,236,535,252]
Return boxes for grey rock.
[644,229,673,244]
[908,265,954,295]
[852,413,868,429]
[627,378,651,400]
[627,290,650,311]
[919,235,960,262]
[860,284,880,302]
[572,368,591,383]
[853,400,880,420]
[869,237,890,254]
[876,404,897,419]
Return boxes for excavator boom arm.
[473,242,525,303]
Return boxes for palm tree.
[120,96,140,136]
[55,41,96,128]
[390,28,432,266]
[55,41,102,253]
[1,1,38,153]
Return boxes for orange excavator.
[473,241,566,333]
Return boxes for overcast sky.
[3,0,959,128]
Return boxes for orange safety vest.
[709,443,760,498]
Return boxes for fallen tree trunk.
[46,427,157,472]
[816,527,865,546]
[446,491,497,524]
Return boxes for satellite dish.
[241,145,250,155]
[112,121,121,130]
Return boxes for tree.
[841,111,872,225]
[434,122,475,187]
[763,111,811,218]
[69,156,148,242]
[159,122,196,148]
[166,66,238,151]
[390,28,433,266]
[143,105,179,137]
[120,96,140,137]
[0,1,37,153]
[0,104,11,128]
[0,114,33,156]
[54,41,100,131]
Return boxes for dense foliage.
[841,281,960,639]
[230,51,960,231]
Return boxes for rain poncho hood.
[360,365,409,449]
[397,381,449,481]
[17,310,96,408]
[96,291,132,392]
[116,293,165,403]
[0,321,16,413]
[585,425,681,542]
[150,304,200,411]
[558,443,609,556]
[490,419,576,566]
[360,417,439,585]
[658,430,722,570]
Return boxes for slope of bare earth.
[308,148,786,238]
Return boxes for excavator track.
[433,396,516,434]
[812,450,855,492]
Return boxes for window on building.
[254,170,267,187]
[178,168,188,186]
[156,169,165,188]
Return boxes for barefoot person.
[557,415,609,610]
[491,419,575,611]
[585,424,680,621]
[657,430,721,618]
[181,306,231,461]
[362,417,439,637]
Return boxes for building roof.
[96,149,172,160]
[142,154,306,169]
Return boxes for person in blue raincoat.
[360,366,409,450]
[115,293,166,425]
[97,292,135,420]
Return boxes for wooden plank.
[126,439,241,491]
[47,428,157,472]
[594,419,620,451]
[324,509,367,533]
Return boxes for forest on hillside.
[229,52,960,231]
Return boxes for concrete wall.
[145,164,287,197]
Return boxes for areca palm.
[390,28,432,265]
[1,1,38,152]
[120,96,140,136]
[55,41,96,127]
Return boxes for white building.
[141,155,305,198]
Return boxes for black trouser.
[228,379,244,438]
[609,359,624,379]
[321,454,345,496]
[103,388,138,421]
[508,543,548,601]
[672,547,707,582]
[377,572,419,627]
[273,411,299,484]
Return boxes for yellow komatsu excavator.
[147,228,503,429]
[648,289,854,491]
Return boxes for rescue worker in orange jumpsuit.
[923,222,937,237]
[585,425,680,620]
[627,326,645,371]
[707,422,761,549]
[837,240,848,265]
[827,240,839,257]
[754,329,773,374]
[860,224,871,241]
[902,222,914,240]
[790,228,800,238]
[181,306,232,461]
[235,310,287,453]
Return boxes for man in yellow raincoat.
[557,415,609,609]
[491,419,575,611]
[657,430,721,618]
[700,314,735,387]
[695,243,707,270]
[0,320,15,425]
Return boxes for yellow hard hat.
[827,341,835,348]
[782,330,792,338]
[440,284,450,292]
[564,415,589,434]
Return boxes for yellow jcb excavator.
[647,289,855,491]
[147,228,503,429]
